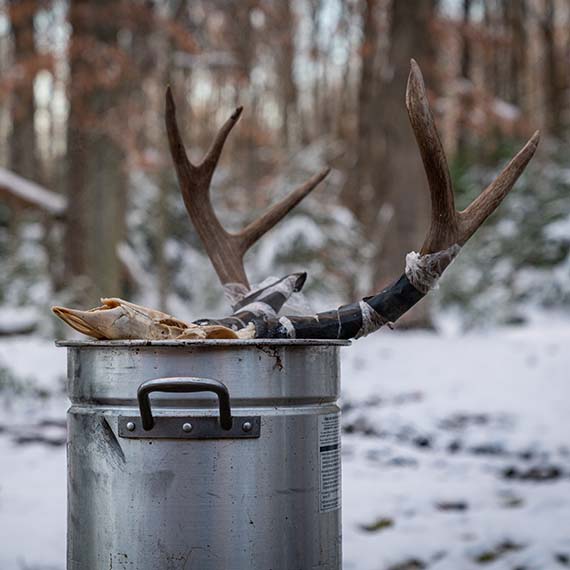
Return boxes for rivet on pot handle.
[137,377,233,431]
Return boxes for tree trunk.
[460,0,472,80]
[542,0,562,137]
[508,0,527,107]
[456,0,472,154]
[272,0,298,148]
[223,1,258,190]
[371,0,437,327]
[65,0,127,302]
[8,0,39,181]
[482,0,500,99]
[340,0,380,219]
[152,0,187,312]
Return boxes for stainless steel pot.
[59,339,349,570]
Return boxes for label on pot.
[319,413,341,513]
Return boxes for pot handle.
[137,377,232,432]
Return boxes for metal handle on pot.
[137,377,233,431]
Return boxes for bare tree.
[267,1,299,147]
[507,0,527,107]
[340,0,382,219]
[371,0,438,326]
[8,0,39,181]
[65,0,128,301]
[542,0,563,137]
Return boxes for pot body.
[62,339,347,570]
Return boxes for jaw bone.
[52,298,251,340]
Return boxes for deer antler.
[406,59,540,255]
[165,88,330,290]
[191,60,540,340]
[54,61,538,344]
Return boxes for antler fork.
[407,60,539,256]
[165,89,330,290]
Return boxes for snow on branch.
[0,167,67,217]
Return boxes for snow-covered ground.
[1,317,569,570]
[342,315,570,570]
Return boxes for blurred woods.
[0,0,570,336]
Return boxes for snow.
[341,317,570,569]
[0,336,66,392]
[116,241,151,292]
[545,215,570,242]
[0,318,569,569]
[0,167,66,216]
[492,99,521,123]
[0,439,66,570]
[0,306,39,335]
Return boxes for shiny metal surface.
[65,340,344,569]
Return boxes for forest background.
[1,0,569,332]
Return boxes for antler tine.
[238,167,331,253]
[200,106,243,183]
[406,59,458,254]
[165,86,198,180]
[166,87,242,191]
[458,131,540,244]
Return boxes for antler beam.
[165,88,330,289]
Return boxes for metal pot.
[59,339,348,570]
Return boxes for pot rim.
[56,338,352,348]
